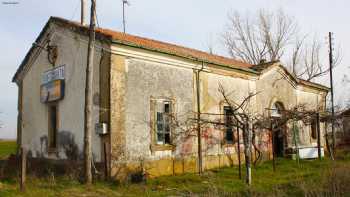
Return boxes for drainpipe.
[195,62,204,174]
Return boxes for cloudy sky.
[0,0,349,139]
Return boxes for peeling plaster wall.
[256,67,297,115]
[123,59,194,161]
[200,72,256,156]
[21,24,106,161]
[255,66,327,148]
[296,88,326,146]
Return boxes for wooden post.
[83,0,96,184]
[316,113,322,160]
[103,142,108,180]
[328,32,336,158]
[236,125,242,179]
[172,158,175,176]
[20,147,26,192]
[271,121,276,172]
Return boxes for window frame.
[150,97,175,152]
[310,120,317,140]
[223,106,235,145]
[48,103,59,152]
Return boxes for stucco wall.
[199,72,256,156]
[123,59,194,161]
[21,24,106,161]
[256,67,297,115]
[256,66,327,148]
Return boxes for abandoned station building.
[13,17,329,178]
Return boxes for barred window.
[224,106,234,144]
[156,101,172,145]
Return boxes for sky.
[0,0,349,139]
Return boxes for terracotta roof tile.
[53,17,252,69]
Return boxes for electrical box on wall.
[95,123,108,135]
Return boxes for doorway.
[274,129,284,157]
[271,101,286,157]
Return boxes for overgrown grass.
[1,154,350,197]
[0,140,16,159]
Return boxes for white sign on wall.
[42,65,65,84]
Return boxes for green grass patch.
[0,140,16,159]
[1,153,350,196]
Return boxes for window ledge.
[150,144,175,152]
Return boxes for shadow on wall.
[57,131,81,160]
[34,131,81,160]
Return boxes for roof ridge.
[51,16,252,69]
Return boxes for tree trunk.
[243,122,252,185]
[236,125,242,179]
[324,124,334,160]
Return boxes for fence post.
[316,113,322,160]
[103,142,108,180]
[271,121,276,172]
[20,147,26,192]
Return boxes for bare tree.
[222,9,341,81]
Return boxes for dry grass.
[0,145,350,197]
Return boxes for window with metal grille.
[224,106,234,144]
[156,101,172,145]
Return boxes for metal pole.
[271,121,276,172]
[84,0,96,184]
[328,32,336,155]
[196,70,202,174]
[81,0,86,25]
[122,0,126,33]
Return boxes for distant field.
[0,140,16,159]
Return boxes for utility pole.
[328,32,336,158]
[84,0,96,184]
[81,0,86,25]
[122,0,130,33]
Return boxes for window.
[311,120,317,139]
[48,105,58,149]
[224,106,234,144]
[155,101,172,145]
